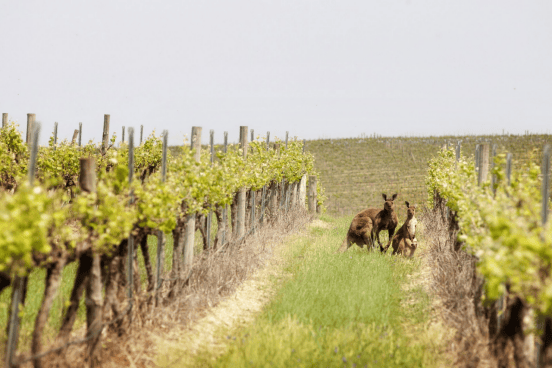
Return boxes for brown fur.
[336,210,374,252]
[392,201,417,257]
[337,193,398,253]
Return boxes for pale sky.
[1,1,551,145]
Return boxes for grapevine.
[426,148,552,314]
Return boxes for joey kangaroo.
[336,193,398,253]
[392,201,418,257]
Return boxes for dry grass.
[419,202,497,368]
[39,208,313,367]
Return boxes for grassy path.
[171,215,447,367]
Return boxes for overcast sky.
[1,1,551,145]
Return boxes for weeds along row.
[426,145,552,366]
[0,119,325,367]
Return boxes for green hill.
[307,133,552,217]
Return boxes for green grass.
[177,215,445,368]
[0,212,225,356]
[0,232,177,353]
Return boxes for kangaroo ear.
[382,193,387,201]
[392,193,398,201]
[405,201,409,208]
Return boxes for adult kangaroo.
[368,193,398,252]
[336,193,398,253]
[392,201,418,257]
[336,211,374,253]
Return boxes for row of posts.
[455,141,551,367]
[1,113,150,148]
[3,117,319,367]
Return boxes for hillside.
[307,133,552,217]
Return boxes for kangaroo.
[336,211,374,253]
[336,193,398,253]
[392,201,418,257]
[368,193,398,252]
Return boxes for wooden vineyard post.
[220,132,228,245]
[250,186,256,233]
[478,143,489,186]
[299,139,307,208]
[140,125,143,145]
[221,132,228,246]
[299,175,307,209]
[206,130,214,249]
[249,129,255,231]
[155,130,168,305]
[28,123,40,184]
[79,158,103,367]
[285,180,291,213]
[6,123,40,368]
[184,127,201,272]
[537,145,551,367]
[102,114,110,154]
[455,141,461,162]
[504,153,512,186]
[78,122,82,147]
[291,180,298,208]
[237,126,248,237]
[474,144,480,174]
[53,122,58,145]
[308,176,317,213]
[71,129,79,144]
[285,131,289,148]
[122,126,125,143]
[2,113,7,128]
[491,144,497,194]
[300,140,307,208]
[259,132,270,224]
[272,143,281,214]
[79,158,96,193]
[26,113,35,144]
[541,145,550,224]
[127,128,135,319]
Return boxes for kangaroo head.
[405,201,416,219]
[382,193,398,211]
